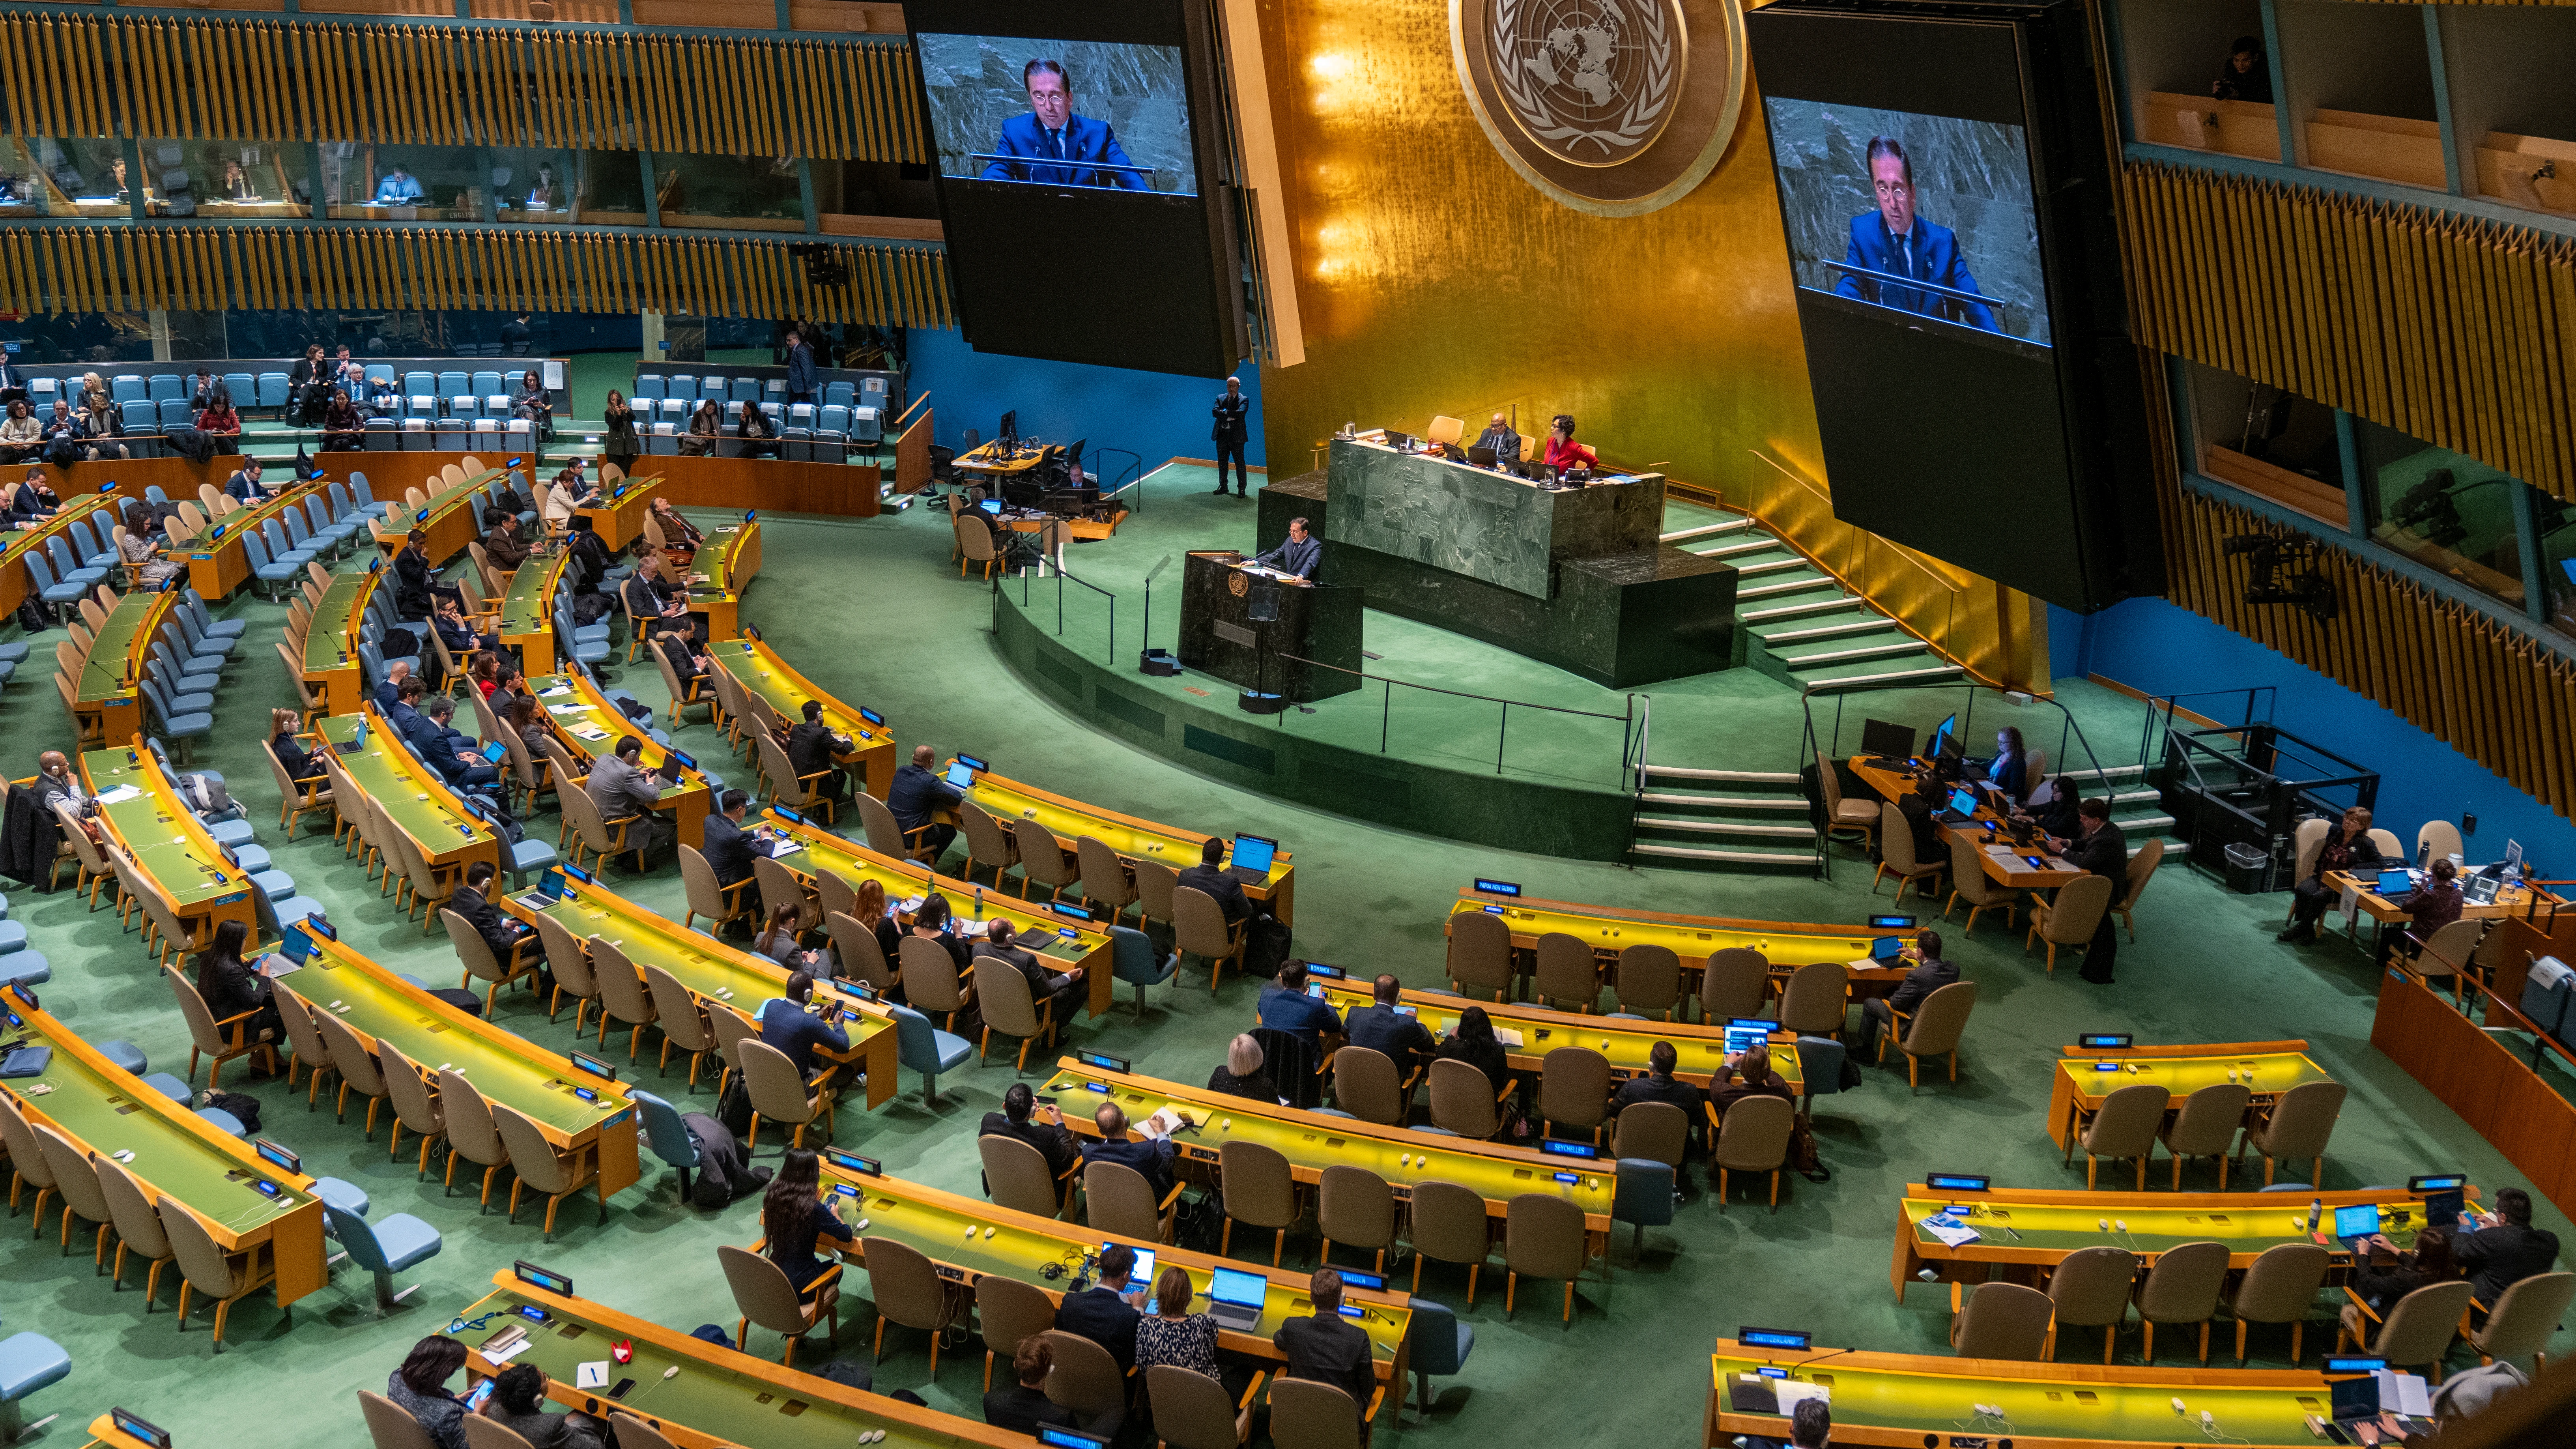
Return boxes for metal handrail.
[2135,686,2278,768]
[1276,649,1637,776]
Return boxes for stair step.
[1637,792,1811,811]
[1735,557,1814,578]
[1639,766,1802,784]
[1757,617,1901,645]
[1737,574,1839,600]
[1694,538,1789,560]
[1660,518,1758,544]
[2061,763,2146,782]
[1634,817,1817,839]
[1781,640,1935,668]
[2117,812,2176,833]
[1630,842,1817,867]
[1739,596,1869,623]
[1804,664,1966,692]
[2109,787,2161,806]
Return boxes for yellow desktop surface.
[1308,975,1804,1088]
[1450,889,1907,965]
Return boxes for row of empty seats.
[633,374,887,409]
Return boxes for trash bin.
[2223,842,2271,894]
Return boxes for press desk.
[1849,757,2087,890]
[527,669,711,848]
[299,562,386,718]
[1,986,327,1308]
[500,875,897,1109]
[81,741,258,942]
[320,707,499,875]
[1888,1182,2471,1303]
[69,587,180,746]
[275,933,639,1203]
[678,514,759,641]
[1040,1058,1616,1249]
[497,545,568,660]
[1447,889,1911,997]
[710,636,897,798]
[954,440,1047,478]
[458,1270,1032,1449]
[765,815,1114,1017]
[2046,1041,2334,1151]
[2320,869,2559,954]
[178,480,328,599]
[372,468,501,565]
[1307,976,1805,1092]
[947,760,1295,924]
[816,1165,1411,1393]
[575,477,662,552]
[1704,1339,2332,1448]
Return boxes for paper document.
[97,785,144,804]
[1492,1027,1525,1048]
[547,705,589,716]
[2375,1370,2430,1416]
[2339,882,2363,926]
[1141,1106,1191,1138]
[1774,1381,1830,1413]
[482,1339,534,1366]
[574,1360,609,1389]
[1920,1214,1982,1248]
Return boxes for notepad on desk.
[1921,1214,1982,1248]
[1492,1026,1525,1048]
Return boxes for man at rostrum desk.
[1245,517,1320,582]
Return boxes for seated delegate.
[374,165,425,204]
[1248,516,1321,581]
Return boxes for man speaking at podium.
[1835,135,1997,332]
[1248,517,1320,581]
[981,59,1150,191]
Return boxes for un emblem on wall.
[1454,0,1745,215]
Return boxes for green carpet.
[3,460,2554,1447]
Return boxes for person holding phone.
[387,1336,473,1449]
[477,1363,604,1449]
[981,1081,1080,1179]
[761,1147,853,1300]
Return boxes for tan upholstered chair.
[1814,752,1878,849]
[1076,836,1138,925]
[1269,1376,1367,1449]
[640,963,716,1088]
[1776,960,1849,1038]
[1613,1100,1689,1172]
[166,963,274,1087]
[2158,1083,2251,1189]
[679,843,757,935]
[2112,838,2166,940]
[494,1100,604,1240]
[1445,908,1516,1000]
[856,791,937,862]
[1537,1046,1610,1144]
[2238,1079,2346,1187]
[360,1391,443,1449]
[972,956,1059,1072]
[1531,933,1598,1013]
[1406,1178,1491,1302]
[1881,980,1978,1089]
[2470,1271,2574,1368]
[1174,886,1246,993]
[1317,1163,1395,1275]
[604,1415,679,1449]
[2025,875,2115,975]
[2045,1245,2139,1362]
[533,913,595,1029]
[0,1094,61,1243]
[719,1241,837,1367]
[1613,943,1681,1020]
[979,1133,1074,1219]
[1330,1045,1407,1126]
[2338,1280,2475,1378]
[739,1037,832,1150]
[1218,1139,1298,1265]
[2066,1082,2167,1189]
[2133,1240,2231,1363]
[827,911,898,995]
[1014,819,1081,902]
[1084,1159,1180,1243]
[958,802,1019,888]
[442,907,539,1016]
[35,1123,111,1262]
[897,935,970,1031]
[440,1068,513,1209]
[376,1040,448,1177]
[1711,1096,1793,1212]
[1039,1329,1127,1430]
[309,1006,390,1136]
[1134,857,1180,931]
[1943,833,2017,936]
[1503,1192,1588,1324]
[162,1191,278,1349]
[1699,948,1770,1022]
[1950,1281,2053,1360]
[977,1273,1058,1389]
[1426,1058,1512,1139]
[1873,801,1945,902]
[1149,1363,1266,1449]
[95,1154,178,1307]
[274,992,338,1108]
[2223,1241,2330,1363]
[865,1235,963,1374]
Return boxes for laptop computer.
[2332,1202,2384,1253]
[1227,834,1278,884]
[1859,718,1915,760]
[1439,444,1467,463]
[1107,1243,1153,1292]
[1383,431,1415,452]
[1207,1266,1268,1329]
[945,760,977,790]
[1467,446,1498,468]
[1868,935,1907,963]
[2375,867,2417,903]
[1935,786,1980,826]
[1722,1018,1772,1054]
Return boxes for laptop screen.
[280,926,312,963]
[1723,1019,1772,1054]
[2376,868,2414,896]
[945,761,976,789]
[1110,1245,1153,1287]
[1231,834,1278,874]
[2334,1204,2381,1239]
[1209,1266,1267,1309]
[1869,936,1906,961]
[980,499,1003,515]
[1946,787,1979,817]
[2425,1189,2464,1228]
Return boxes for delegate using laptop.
[1226,834,1278,883]
[1206,1266,1269,1329]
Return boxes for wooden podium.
[1177,550,1363,703]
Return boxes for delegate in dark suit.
[1211,384,1251,495]
[981,113,1148,190]
[1055,1283,1142,1370]
[1835,212,1997,331]
[887,760,962,858]
[2064,815,2129,984]
[1256,980,1341,1045]
[2455,1218,2562,1303]
[783,338,819,405]
[1176,862,1252,927]
[1080,1132,1178,1205]
[700,808,761,890]
[1343,1002,1435,1077]
[979,1109,1080,1178]
[1250,531,1321,581]
[788,718,853,804]
[449,881,544,967]
[756,995,849,1078]
[1859,952,1957,1054]
[1273,1313,1377,1422]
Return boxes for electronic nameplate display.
[1740,1327,1812,1352]
[513,1260,574,1296]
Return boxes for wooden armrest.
[1156,1182,1186,1212]
[717,877,757,903]
[1703,1101,1722,1131]
[1365,1385,1387,1423]
[2343,1286,2383,1324]
[1495,1080,1517,1107]
[211,1006,260,1029]
[1236,1369,1269,1413]
[1054,1158,1086,1181]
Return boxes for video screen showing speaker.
[1747,0,2158,612]
[905,0,1246,378]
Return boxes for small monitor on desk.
[1858,718,1915,759]
[1868,936,1906,962]
[1230,834,1277,875]
[1467,446,1497,467]
[1383,431,1415,451]
[945,761,976,789]
[1946,787,1979,818]
[979,499,1003,516]
[2377,868,2415,896]
[1723,1019,1772,1054]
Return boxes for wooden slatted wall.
[2122,160,2576,503]
[0,16,927,162]
[2164,484,2576,821]
[0,227,952,329]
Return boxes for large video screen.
[917,36,1200,196]
[905,0,1244,379]
[1763,100,2049,350]
[1748,0,2156,611]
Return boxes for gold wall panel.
[2164,484,2576,821]
[0,226,950,329]
[2122,160,2576,501]
[1250,0,2046,691]
[0,16,927,163]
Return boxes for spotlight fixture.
[2222,526,2337,622]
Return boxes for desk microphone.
[1787,1345,1858,1379]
